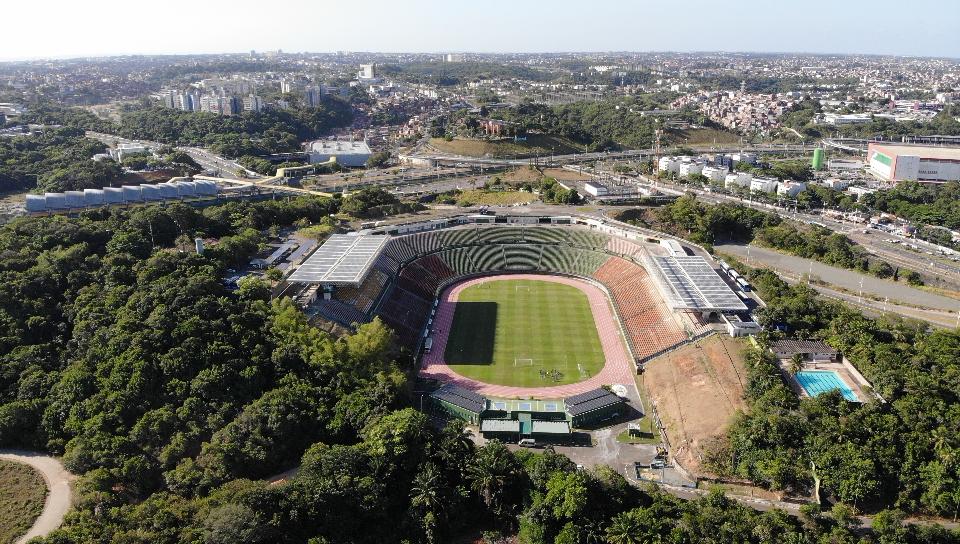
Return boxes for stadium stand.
[504,244,541,271]
[299,224,692,362]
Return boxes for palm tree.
[410,463,445,544]
[605,510,644,544]
[466,440,520,516]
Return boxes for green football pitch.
[443,278,606,387]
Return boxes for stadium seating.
[503,244,541,271]
[377,286,432,346]
[334,270,389,314]
[299,224,692,362]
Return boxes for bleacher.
[377,286,431,346]
[297,224,692,361]
[334,270,389,314]
[315,298,368,327]
[503,244,541,271]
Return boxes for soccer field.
[443,278,606,387]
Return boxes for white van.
[518,439,537,448]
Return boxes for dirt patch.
[498,166,544,184]
[542,167,592,182]
[117,169,183,185]
[429,134,580,159]
[643,335,747,476]
[666,127,741,146]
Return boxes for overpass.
[403,143,815,168]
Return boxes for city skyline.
[2,0,958,61]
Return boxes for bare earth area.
[643,335,748,476]
[0,451,74,544]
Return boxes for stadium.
[281,214,753,441]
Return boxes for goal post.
[514,358,535,367]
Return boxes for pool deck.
[773,358,873,403]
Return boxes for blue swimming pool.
[795,370,858,401]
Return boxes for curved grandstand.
[280,217,750,394]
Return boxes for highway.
[613,173,960,287]
[85,132,262,180]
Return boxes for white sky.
[2,0,958,60]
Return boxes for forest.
[0,127,122,192]
[0,196,954,542]
[18,99,354,160]
[710,264,960,524]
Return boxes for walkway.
[420,274,637,398]
[0,450,74,544]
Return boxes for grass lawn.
[0,460,46,544]
[616,418,659,444]
[444,279,605,387]
[455,189,537,206]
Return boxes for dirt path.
[0,450,74,544]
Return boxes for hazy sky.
[3,0,958,60]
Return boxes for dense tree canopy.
[0,127,122,192]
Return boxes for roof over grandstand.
[431,384,487,414]
[287,234,388,286]
[648,256,748,312]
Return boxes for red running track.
[421,274,637,398]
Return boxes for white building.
[308,140,372,167]
[679,160,704,178]
[702,166,727,183]
[242,94,264,112]
[777,181,807,197]
[658,156,680,174]
[724,172,752,189]
[444,53,465,62]
[867,143,960,184]
[110,143,150,162]
[817,113,873,125]
[820,178,850,190]
[583,181,609,197]
[357,64,380,82]
[750,177,779,193]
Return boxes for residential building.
[750,177,779,193]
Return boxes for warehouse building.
[867,143,960,184]
[308,140,372,167]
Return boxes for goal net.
[514,358,535,367]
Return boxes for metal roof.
[288,234,389,286]
[564,388,624,417]
[649,256,747,312]
[481,419,520,433]
[531,421,571,434]
[770,339,838,355]
[431,385,486,414]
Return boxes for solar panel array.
[564,388,624,417]
[432,385,487,413]
[650,256,747,312]
[288,234,389,286]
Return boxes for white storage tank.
[84,189,105,207]
[158,183,178,199]
[141,184,163,201]
[195,180,218,196]
[122,185,143,202]
[45,192,67,209]
[103,187,124,204]
[25,194,46,212]
[177,181,197,197]
[65,191,85,208]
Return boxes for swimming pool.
[795,370,858,402]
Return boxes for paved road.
[0,450,74,544]
[716,243,960,314]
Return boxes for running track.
[421,274,637,398]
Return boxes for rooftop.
[870,143,960,161]
[564,388,624,417]
[287,234,388,286]
[431,384,487,414]
[770,339,838,356]
[648,256,748,312]
[309,140,372,154]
